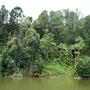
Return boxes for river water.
[0,77,90,90]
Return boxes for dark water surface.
[0,77,90,90]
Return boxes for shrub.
[76,57,90,78]
[33,58,45,75]
[1,56,17,75]
[42,59,76,76]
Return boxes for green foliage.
[33,10,49,38]
[10,6,24,23]
[0,5,9,24]
[62,9,80,45]
[40,33,57,60]
[81,15,90,56]
[0,54,2,72]
[24,28,40,46]
[42,60,76,76]
[49,10,64,44]
[19,16,33,27]
[1,37,24,75]
[33,58,45,75]
[0,5,9,45]
[1,56,17,75]
[76,57,90,78]
[58,43,70,64]
[23,28,40,74]
[0,5,90,78]
[0,46,4,53]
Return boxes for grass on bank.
[42,60,76,77]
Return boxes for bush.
[0,54,2,73]
[33,58,45,75]
[1,56,17,76]
[76,57,90,78]
[42,59,76,76]
[0,46,4,53]
[1,37,24,76]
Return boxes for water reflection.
[0,77,90,90]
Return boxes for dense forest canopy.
[0,5,90,78]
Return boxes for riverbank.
[0,73,81,79]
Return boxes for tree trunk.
[70,50,73,65]
[29,63,34,76]
[77,49,80,60]
[75,54,76,65]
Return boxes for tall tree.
[62,9,80,45]
[33,10,49,38]
[0,5,9,45]
[82,15,90,56]
[9,6,24,35]
[1,37,24,75]
[40,33,56,61]
[49,10,64,44]
[23,28,40,75]
[10,6,24,23]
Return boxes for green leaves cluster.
[0,5,90,77]
[76,57,90,78]
[1,37,24,75]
